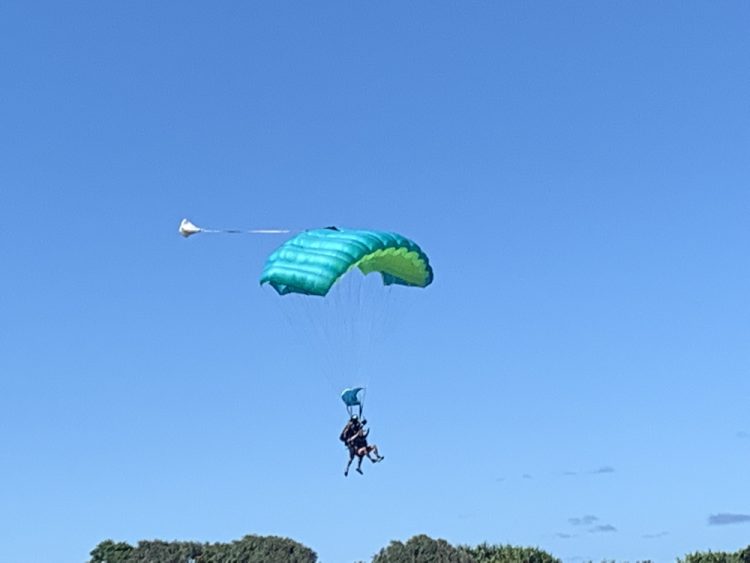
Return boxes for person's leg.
[344,448,355,476]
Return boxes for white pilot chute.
[178,218,289,237]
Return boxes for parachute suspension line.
[325,280,349,390]
[360,276,377,397]
[298,294,340,396]
[352,273,373,402]
[358,387,366,418]
[348,276,358,392]
[266,289,340,401]
[361,279,392,390]
[260,227,434,418]
[342,387,366,418]
[327,272,375,417]
[345,402,363,418]
[348,270,360,381]
[338,272,362,387]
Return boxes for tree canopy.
[90,533,749,563]
[88,534,316,563]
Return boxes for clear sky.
[1,2,749,562]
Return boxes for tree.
[109,540,203,563]
[89,540,134,563]
[461,543,560,563]
[372,534,475,563]
[678,547,750,563]
[208,534,317,563]
[87,535,316,563]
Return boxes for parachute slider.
[179,218,289,237]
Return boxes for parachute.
[261,227,433,416]
[260,227,433,296]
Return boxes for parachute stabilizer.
[341,387,364,407]
[341,387,365,417]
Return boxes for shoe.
[356,468,363,474]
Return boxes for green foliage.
[677,546,750,563]
[461,542,560,563]
[372,534,475,563]
[88,540,134,563]
[89,535,750,563]
[204,534,317,563]
[578,560,651,563]
[87,535,316,563]
[88,540,203,563]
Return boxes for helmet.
[351,414,359,421]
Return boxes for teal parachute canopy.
[341,387,364,407]
[260,227,433,297]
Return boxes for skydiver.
[340,414,362,445]
[341,415,384,476]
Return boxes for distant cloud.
[568,515,616,533]
[737,431,749,439]
[569,515,598,526]
[643,531,669,539]
[589,524,617,533]
[708,513,750,526]
[494,466,615,482]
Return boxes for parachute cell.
[259,228,433,296]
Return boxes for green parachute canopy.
[260,227,433,297]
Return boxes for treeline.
[89,533,750,563]
[88,535,316,563]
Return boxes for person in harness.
[340,414,384,476]
[340,414,363,445]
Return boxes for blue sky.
[1,2,749,562]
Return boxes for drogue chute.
[179,218,289,237]
[341,387,365,417]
